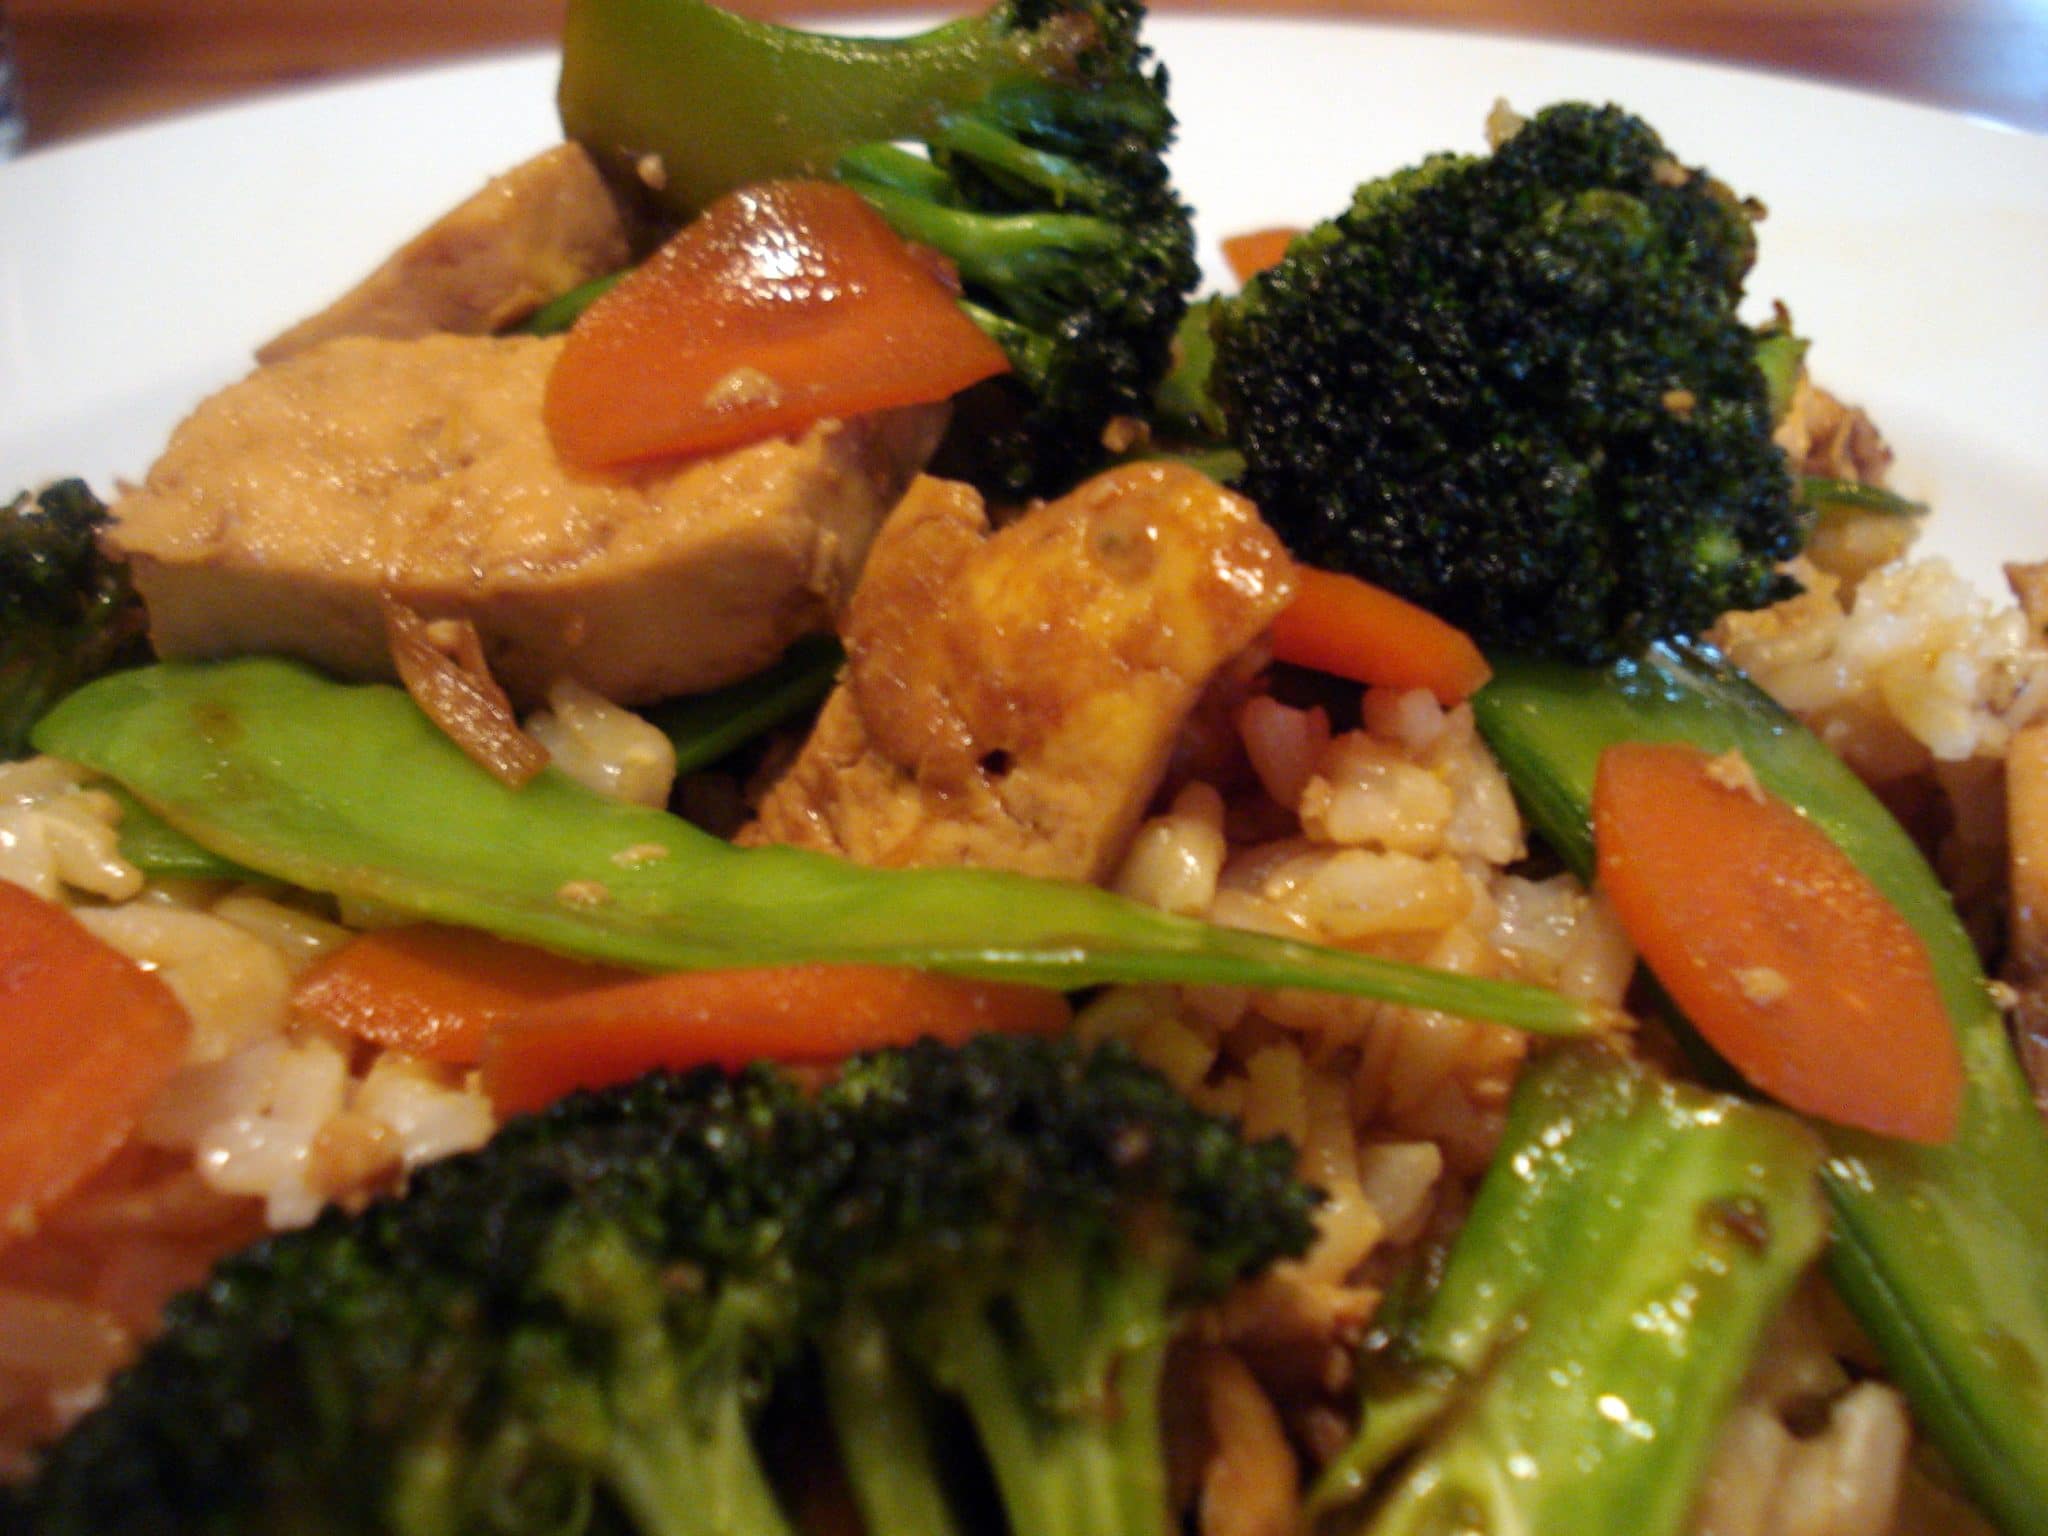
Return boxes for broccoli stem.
[842,177,1124,307]
[820,1306,969,1536]
[928,111,1114,204]
[558,0,1085,219]
[911,1252,1173,1536]
[1313,1047,1826,1536]
[536,1229,798,1536]
[1473,643,2048,1536]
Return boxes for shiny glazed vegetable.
[1311,1045,1826,1535]
[33,657,1611,1036]
[1474,643,2048,1536]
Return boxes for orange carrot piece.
[1593,740,1964,1144]
[1267,565,1493,704]
[0,882,191,1236]
[1221,226,1303,285]
[292,924,633,1066]
[545,179,1011,470]
[483,964,1072,1117]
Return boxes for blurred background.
[6,0,2048,151]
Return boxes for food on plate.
[1478,641,2048,1531]
[104,335,948,706]
[1183,102,1801,665]
[1310,1045,1827,1536]
[560,0,1199,498]
[741,462,1295,881]
[543,180,1010,470]
[17,1035,1318,1536]
[0,481,148,758]
[3,0,2047,1532]
[35,656,1606,1030]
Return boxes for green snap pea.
[35,657,1611,1035]
[1473,642,2048,1536]
[1311,1046,1826,1536]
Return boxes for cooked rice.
[0,757,497,1458]
[525,675,679,807]
[1092,684,1629,1465]
[1716,554,2048,777]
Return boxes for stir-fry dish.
[3,2,2046,1532]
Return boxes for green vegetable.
[516,268,626,335]
[1472,642,2048,1536]
[20,1036,1317,1536]
[1190,103,1799,664]
[1,480,149,759]
[1310,1045,1825,1536]
[24,1062,825,1535]
[1752,309,1808,423]
[1794,475,1929,520]
[557,0,1198,498]
[106,786,252,881]
[33,658,1609,1036]
[646,634,844,777]
[814,1035,1318,1536]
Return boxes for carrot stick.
[483,964,1072,1117]
[0,882,190,1236]
[292,924,632,1066]
[1592,740,1963,1143]
[545,179,1010,470]
[1221,226,1302,284]
[1267,565,1493,704]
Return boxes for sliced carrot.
[483,964,1072,1117]
[0,882,191,1237]
[544,179,1011,470]
[1593,740,1963,1143]
[292,924,633,1066]
[1220,226,1303,285]
[1267,565,1493,704]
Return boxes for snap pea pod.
[32,658,1609,1034]
[98,643,845,878]
[105,785,252,880]
[1310,1045,1826,1536]
[1472,643,2048,1536]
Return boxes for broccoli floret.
[19,1039,1315,1536]
[1206,103,1800,663]
[811,1035,1318,1536]
[1,481,149,759]
[23,1067,822,1536]
[558,0,1198,498]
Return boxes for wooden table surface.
[9,0,2048,151]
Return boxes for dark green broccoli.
[18,1038,1316,1536]
[22,1066,822,1536]
[1202,103,1800,664]
[558,0,1199,498]
[811,1034,1318,1536]
[1,480,149,759]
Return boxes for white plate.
[2,18,2045,595]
